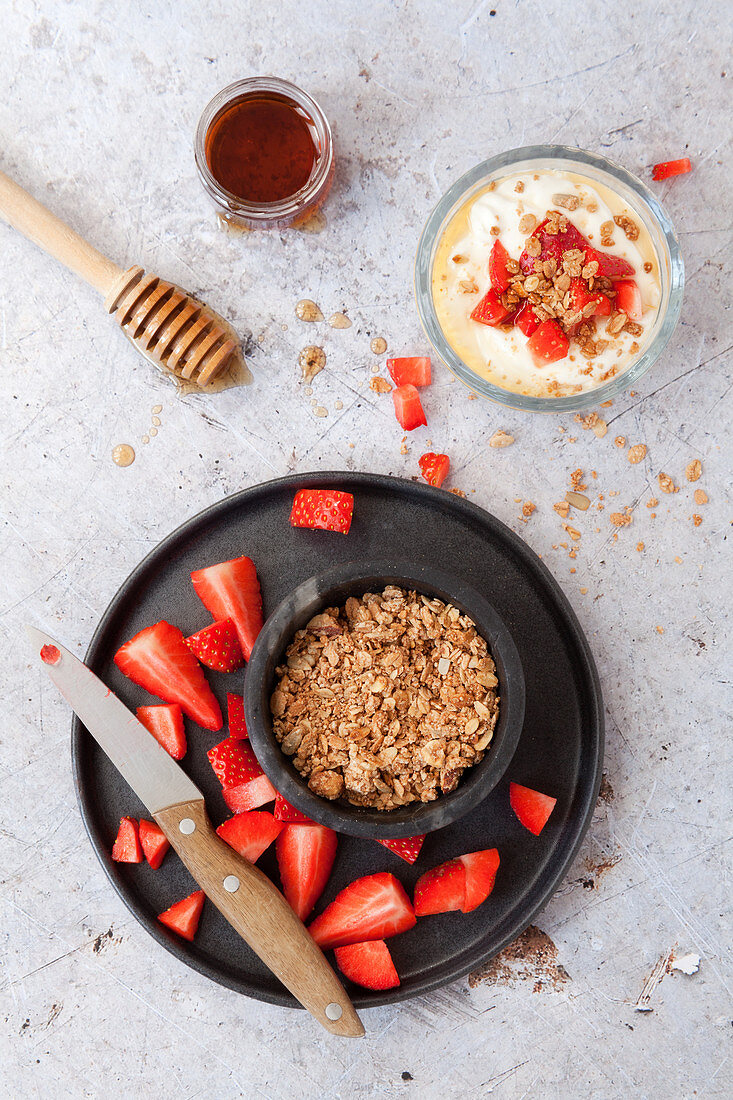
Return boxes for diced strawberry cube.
[158,890,205,942]
[392,384,427,431]
[226,693,248,740]
[526,320,569,367]
[470,288,511,327]
[386,357,431,387]
[208,738,263,789]
[138,819,171,869]
[290,489,354,534]
[413,858,465,915]
[509,782,557,835]
[274,792,314,823]
[334,940,400,990]
[223,775,278,813]
[111,816,143,863]
[514,301,540,337]
[418,452,450,488]
[652,158,692,181]
[376,835,425,865]
[216,811,283,862]
[613,279,643,322]
[489,239,512,293]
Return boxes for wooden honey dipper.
[0,168,238,388]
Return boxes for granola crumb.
[692,514,703,527]
[522,502,536,517]
[570,468,586,491]
[610,512,632,527]
[592,419,608,438]
[467,392,478,400]
[636,542,645,552]
[627,444,647,464]
[656,625,664,635]
[370,375,393,394]
[658,472,679,494]
[600,400,613,408]
[562,523,581,541]
[449,488,467,498]
[614,436,627,448]
[400,442,409,455]
[694,489,708,505]
[580,587,588,595]
[685,459,702,482]
[554,501,570,518]
[646,497,659,508]
[675,556,683,564]
[565,491,590,511]
[613,213,640,241]
[489,430,515,448]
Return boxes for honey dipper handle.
[0,168,123,296]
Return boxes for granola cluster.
[270,586,500,810]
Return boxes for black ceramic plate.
[71,472,603,1010]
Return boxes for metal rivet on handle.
[179,818,196,835]
[223,875,240,893]
[325,1003,343,1021]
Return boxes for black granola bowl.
[244,559,525,839]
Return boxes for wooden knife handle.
[154,799,364,1038]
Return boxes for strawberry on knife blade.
[185,619,244,673]
[114,621,222,731]
[136,703,187,760]
[191,556,263,662]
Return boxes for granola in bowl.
[270,586,500,810]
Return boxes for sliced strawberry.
[308,872,416,949]
[226,692,248,740]
[334,939,400,990]
[392,384,427,431]
[584,246,635,280]
[527,320,569,367]
[567,277,612,322]
[509,782,557,835]
[222,774,277,813]
[111,816,143,863]
[216,811,283,862]
[488,238,512,293]
[519,218,590,274]
[459,849,500,912]
[613,279,643,322]
[514,301,541,337]
[136,704,187,761]
[376,835,425,865]
[115,621,222,731]
[290,489,354,534]
[274,792,313,823]
[185,619,244,673]
[413,858,466,916]
[190,556,263,662]
[138,819,171,869]
[208,738,263,788]
[652,157,692,181]
[276,823,338,921]
[418,452,449,488]
[386,356,431,387]
[158,889,205,942]
[470,287,511,327]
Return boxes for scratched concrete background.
[1,0,731,1096]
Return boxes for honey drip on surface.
[370,336,387,355]
[328,312,352,329]
[112,444,135,467]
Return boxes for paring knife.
[26,626,364,1038]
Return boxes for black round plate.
[71,472,603,1009]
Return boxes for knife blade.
[27,625,364,1038]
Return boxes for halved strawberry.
[510,782,557,835]
[334,939,400,990]
[191,556,263,662]
[583,246,635,280]
[274,792,313,823]
[208,738,263,788]
[276,823,338,920]
[489,238,512,293]
[111,816,143,863]
[392,384,427,431]
[376,835,425,865]
[470,287,511,327]
[418,452,449,488]
[138,819,171,869]
[223,775,277,813]
[290,489,354,534]
[613,279,643,322]
[459,849,500,912]
[514,301,541,337]
[308,872,416,949]
[115,621,222,731]
[527,320,569,367]
[158,889,205,942]
[185,619,244,673]
[652,157,692,181]
[386,357,431,387]
[227,692,248,740]
[136,704,187,761]
[413,858,465,915]
[216,811,282,862]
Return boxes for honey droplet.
[151,416,161,427]
[295,299,324,323]
[328,312,352,329]
[149,427,158,437]
[335,399,344,410]
[313,405,328,418]
[304,386,313,396]
[299,345,326,383]
[370,336,387,355]
[112,443,135,467]
[151,404,163,414]
[141,435,150,445]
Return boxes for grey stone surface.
[1,1,731,1097]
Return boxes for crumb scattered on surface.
[565,491,590,511]
[614,436,626,448]
[522,502,536,517]
[694,489,708,505]
[656,625,664,634]
[554,501,570,518]
[562,523,581,541]
[658,472,679,494]
[628,444,647,464]
[610,512,632,527]
[685,459,702,482]
[570,469,586,491]
[600,400,613,408]
[449,488,467,498]
[692,514,702,527]
[468,926,570,991]
[370,375,393,394]
[646,497,659,508]
[489,430,515,448]
[636,542,645,551]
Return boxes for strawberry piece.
[509,782,557,835]
[376,835,425,865]
[519,218,590,274]
[226,692,248,740]
[276,823,338,920]
[136,704,187,761]
[386,356,431,387]
[190,556,263,662]
[514,301,540,337]
[157,889,205,942]
[274,792,313,823]
[470,287,511,327]
[111,816,143,863]
[527,320,569,367]
[216,811,283,862]
[413,858,466,915]
[222,774,277,813]
[392,384,427,431]
[583,246,635,280]
[652,157,692,181]
[567,277,612,323]
[308,872,416,949]
[208,738,263,788]
[334,939,400,990]
[290,489,354,534]
[488,238,512,293]
[115,621,222,731]
[185,619,244,673]
[138,819,171,869]
[459,849,500,912]
[418,452,450,488]
[613,279,643,322]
